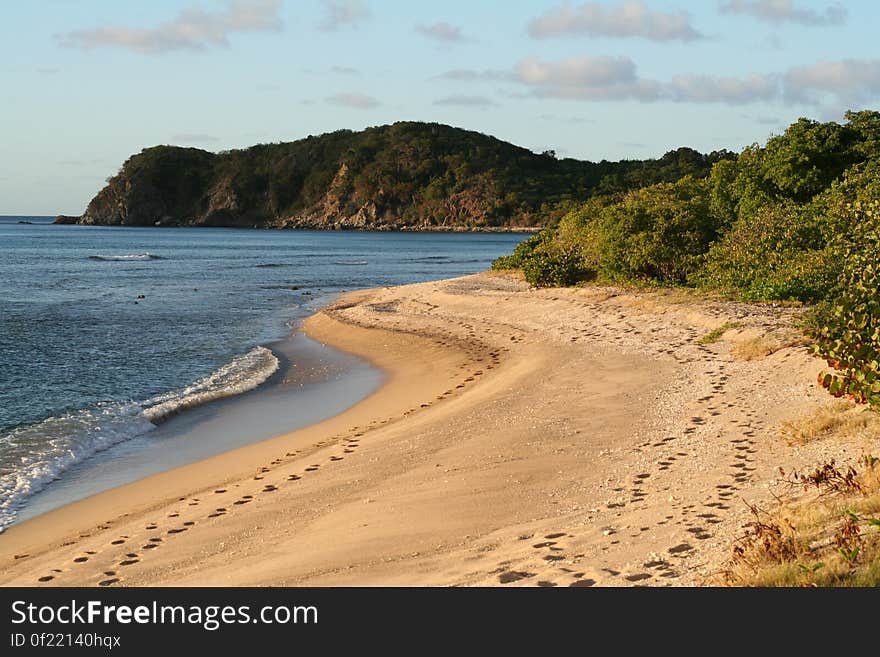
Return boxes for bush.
[813,201,880,406]
[585,176,717,284]
[491,231,592,286]
[520,246,591,287]
[697,202,841,302]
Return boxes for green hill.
[59,121,729,230]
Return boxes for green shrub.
[813,201,880,406]
[697,202,841,302]
[520,246,591,287]
[491,232,592,286]
[585,176,717,284]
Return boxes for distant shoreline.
[51,215,541,233]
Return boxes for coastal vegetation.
[725,450,880,587]
[492,110,880,586]
[60,122,729,230]
[493,110,880,409]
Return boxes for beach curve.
[0,272,840,587]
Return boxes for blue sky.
[3,0,880,215]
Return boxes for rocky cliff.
[60,122,730,230]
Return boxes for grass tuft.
[699,321,743,344]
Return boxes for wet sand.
[0,272,849,586]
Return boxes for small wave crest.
[89,253,162,262]
[143,347,279,423]
[334,261,368,266]
[0,346,279,532]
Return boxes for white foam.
[89,253,161,261]
[0,346,279,532]
[335,261,369,266]
[0,403,155,532]
[144,347,279,422]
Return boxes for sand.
[0,272,857,587]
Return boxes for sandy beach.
[0,271,861,587]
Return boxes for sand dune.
[0,272,852,587]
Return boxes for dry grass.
[724,456,880,587]
[730,331,809,360]
[699,321,744,345]
[780,402,878,446]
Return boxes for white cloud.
[666,73,779,104]
[528,1,703,41]
[515,57,782,104]
[784,59,880,106]
[442,54,880,110]
[517,55,638,88]
[319,0,370,31]
[433,95,498,107]
[437,68,509,82]
[719,0,846,26]
[326,92,380,109]
[416,22,467,43]
[58,0,282,54]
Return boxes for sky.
[3,0,880,215]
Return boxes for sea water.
[0,217,526,530]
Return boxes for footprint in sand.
[119,559,139,566]
[498,571,535,584]
[73,556,89,563]
[111,539,126,545]
[287,475,301,481]
[38,575,54,582]
[569,578,596,587]
[305,465,320,472]
[668,543,693,555]
[99,578,119,586]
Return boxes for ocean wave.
[0,402,156,533]
[0,346,279,532]
[143,347,279,423]
[334,261,369,266]
[88,253,162,262]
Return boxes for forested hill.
[57,122,731,230]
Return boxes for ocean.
[0,216,526,530]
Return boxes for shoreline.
[49,216,541,233]
[10,331,383,529]
[0,272,857,587]
[0,287,482,583]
